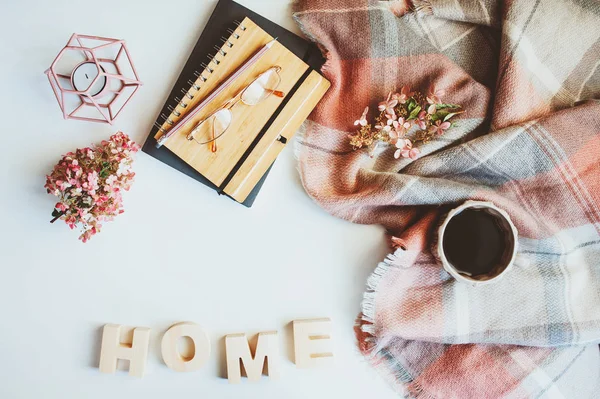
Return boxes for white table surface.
[0,1,397,398]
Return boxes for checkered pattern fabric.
[293,0,600,397]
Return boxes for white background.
[0,1,397,398]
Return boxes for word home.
[98,318,333,383]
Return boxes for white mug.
[434,201,519,286]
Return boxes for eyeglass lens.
[241,68,281,106]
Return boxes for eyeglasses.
[186,66,284,152]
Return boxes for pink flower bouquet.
[349,87,464,158]
[44,132,140,242]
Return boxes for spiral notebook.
[142,0,329,207]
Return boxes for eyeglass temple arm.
[211,122,218,152]
[267,89,285,97]
[187,115,211,140]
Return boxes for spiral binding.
[154,20,248,134]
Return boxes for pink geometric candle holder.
[45,34,142,125]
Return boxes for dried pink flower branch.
[44,132,140,242]
[349,87,464,159]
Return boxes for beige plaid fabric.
[293,0,600,397]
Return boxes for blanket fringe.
[358,252,401,353]
[411,0,433,15]
[409,381,440,399]
[357,250,447,399]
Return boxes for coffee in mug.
[434,201,518,285]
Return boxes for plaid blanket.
[292,0,600,397]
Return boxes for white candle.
[71,62,107,97]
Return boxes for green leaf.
[443,112,459,122]
[433,110,450,121]
[52,209,61,217]
[407,105,422,120]
[406,99,417,113]
[436,103,461,110]
[99,161,112,179]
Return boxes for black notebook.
[142,0,325,207]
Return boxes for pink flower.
[392,86,412,105]
[87,171,98,186]
[116,161,131,176]
[384,117,411,145]
[58,180,72,191]
[66,217,77,230]
[416,110,428,130]
[396,117,411,135]
[55,202,67,212]
[106,175,117,186]
[82,171,99,195]
[427,87,446,114]
[375,116,398,133]
[430,120,451,136]
[394,139,421,160]
[427,87,445,104]
[378,92,398,117]
[354,107,369,127]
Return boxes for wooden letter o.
[161,322,211,372]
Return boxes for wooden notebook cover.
[157,18,308,187]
